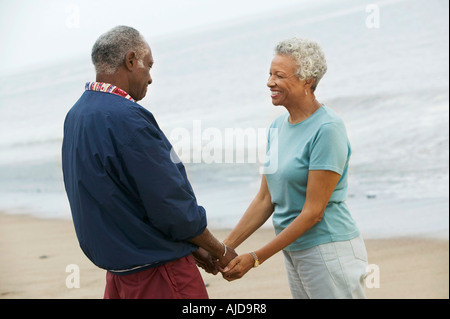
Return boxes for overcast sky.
[0,0,308,75]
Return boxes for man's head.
[91,26,153,101]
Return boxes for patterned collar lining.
[85,82,135,102]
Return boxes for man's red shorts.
[104,255,209,299]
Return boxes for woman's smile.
[270,90,281,99]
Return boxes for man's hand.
[189,228,238,274]
[215,245,238,270]
[192,248,218,275]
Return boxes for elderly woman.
[221,37,368,299]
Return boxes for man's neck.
[96,71,129,94]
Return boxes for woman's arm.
[222,170,341,280]
[223,174,274,250]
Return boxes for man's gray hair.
[275,37,327,91]
[91,25,148,75]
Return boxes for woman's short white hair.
[275,37,327,91]
[91,25,148,75]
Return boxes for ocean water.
[0,0,448,238]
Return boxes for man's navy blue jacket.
[62,90,207,275]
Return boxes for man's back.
[62,89,207,275]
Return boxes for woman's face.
[267,54,305,107]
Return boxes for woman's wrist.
[249,251,260,267]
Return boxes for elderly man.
[62,25,235,299]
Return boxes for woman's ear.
[305,78,315,90]
[304,78,316,95]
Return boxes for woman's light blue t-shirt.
[264,106,360,251]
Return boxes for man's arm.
[122,124,237,270]
[122,125,208,241]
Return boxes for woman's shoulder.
[320,105,344,123]
[315,106,349,139]
[314,105,347,130]
[269,112,289,128]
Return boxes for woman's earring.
[305,89,308,96]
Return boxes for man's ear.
[124,51,137,71]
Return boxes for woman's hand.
[221,253,255,281]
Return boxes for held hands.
[221,253,255,281]
[192,248,219,275]
[193,245,256,281]
[216,244,238,270]
[192,244,237,275]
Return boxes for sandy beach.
[0,212,448,299]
